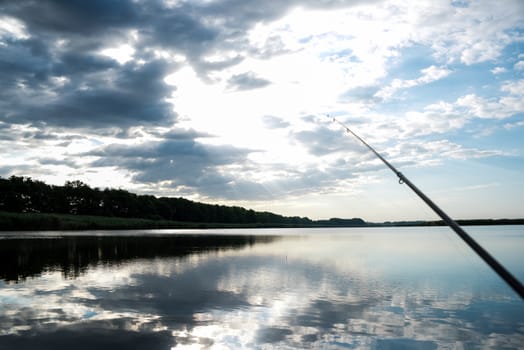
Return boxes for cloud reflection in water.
[0,227,523,349]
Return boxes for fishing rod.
[329,115,524,299]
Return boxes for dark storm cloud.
[87,136,253,190]
[0,0,375,198]
[35,157,78,168]
[84,133,355,200]
[1,0,139,35]
[1,0,371,130]
[0,122,14,141]
[1,1,164,129]
[1,48,173,129]
[143,7,219,53]
[157,128,213,140]
[0,39,53,103]
[198,0,368,28]
[52,52,117,77]
[227,72,271,91]
[191,0,374,65]
[89,138,248,165]
[2,50,174,128]
[0,164,34,178]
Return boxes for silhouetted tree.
[0,175,322,226]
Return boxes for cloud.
[0,15,29,39]
[395,78,524,138]
[385,0,523,66]
[421,139,504,160]
[125,0,371,77]
[291,126,368,157]
[504,120,524,130]
[157,128,213,140]
[43,62,171,127]
[514,61,524,71]
[500,79,524,96]
[491,66,507,74]
[456,94,517,120]
[398,103,469,138]
[262,116,290,129]
[0,0,372,132]
[85,138,348,201]
[85,131,254,196]
[227,71,271,91]
[490,79,524,122]
[375,65,452,100]
[0,1,222,130]
[339,85,380,104]
[1,1,139,36]
[384,139,504,168]
[0,164,35,178]
[0,34,176,129]
[34,157,78,167]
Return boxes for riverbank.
[0,211,315,230]
[1,211,523,231]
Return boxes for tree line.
[0,176,313,225]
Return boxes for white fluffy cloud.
[491,67,507,74]
[514,61,524,70]
[456,79,524,119]
[375,65,452,100]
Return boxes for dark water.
[1,226,523,349]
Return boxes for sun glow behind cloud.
[100,44,136,64]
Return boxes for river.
[1,226,523,349]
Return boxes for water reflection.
[0,227,523,349]
[0,234,274,282]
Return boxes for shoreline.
[1,211,523,231]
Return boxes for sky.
[1,0,523,222]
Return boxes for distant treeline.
[4,175,516,231]
[380,219,524,226]
[0,176,315,226]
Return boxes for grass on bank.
[2,211,523,231]
[0,211,308,231]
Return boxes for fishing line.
[328,115,524,299]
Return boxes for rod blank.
[331,116,524,299]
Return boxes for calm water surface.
[1,226,523,349]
